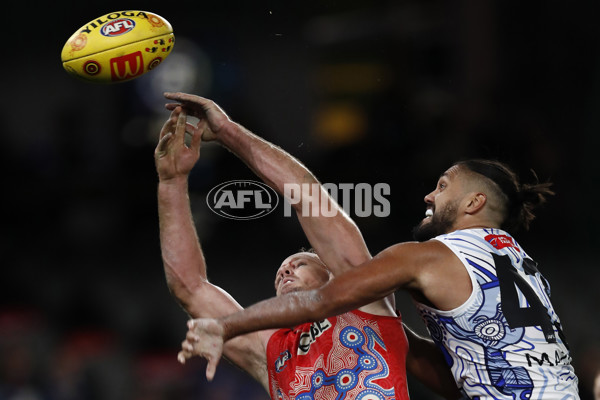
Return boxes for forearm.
[217,122,314,194]
[218,243,425,341]
[219,262,393,340]
[158,177,207,308]
[217,122,370,272]
[220,289,331,340]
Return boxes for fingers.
[159,109,177,139]
[177,336,221,382]
[154,132,173,158]
[186,329,200,343]
[164,92,213,120]
[158,106,185,141]
[206,356,220,382]
[165,102,181,111]
[155,107,182,157]
[177,349,190,364]
[164,92,202,114]
[178,319,224,381]
[164,92,208,105]
[174,108,188,144]
[188,124,203,150]
[165,102,206,146]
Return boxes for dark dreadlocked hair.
[455,159,554,232]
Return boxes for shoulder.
[375,239,455,269]
[353,239,458,296]
[400,239,472,310]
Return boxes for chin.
[279,286,302,296]
[412,219,440,242]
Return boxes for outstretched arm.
[155,108,272,387]
[179,238,470,384]
[156,107,231,317]
[216,241,428,338]
[178,240,445,379]
[163,93,372,276]
[165,94,464,395]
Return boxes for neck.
[451,221,500,232]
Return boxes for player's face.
[413,165,464,241]
[274,252,331,296]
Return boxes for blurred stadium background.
[1,1,599,399]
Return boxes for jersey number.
[494,254,566,345]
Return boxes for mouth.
[279,278,294,289]
[425,208,433,218]
[278,278,297,294]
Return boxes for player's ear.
[465,192,487,215]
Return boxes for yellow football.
[61,10,175,83]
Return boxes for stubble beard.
[412,201,458,242]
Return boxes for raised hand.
[154,107,203,182]
[164,92,233,142]
[177,318,226,381]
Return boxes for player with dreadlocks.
[179,158,580,399]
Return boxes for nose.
[277,261,295,279]
[424,189,435,205]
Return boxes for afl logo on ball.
[207,180,279,220]
[101,18,136,37]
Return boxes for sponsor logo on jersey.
[274,350,291,373]
[485,234,519,251]
[298,319,332,355]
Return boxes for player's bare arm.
[163,92,395,314]
[163,92,370,273]
[155,107,272,388]
[164,94,467,397]
[217,239,468,339]
[177,241,462,368]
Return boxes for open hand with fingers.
[164,92,233,142]
[177,318,226,381]
[154,107,204,182]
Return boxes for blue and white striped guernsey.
[414,228,579,399]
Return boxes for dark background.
[1,1,598,399]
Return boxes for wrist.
[158,175,189,188]
[219,315,236,341]
[215,121,246,148]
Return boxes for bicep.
[299,212,371,275]
[316,243,424,315]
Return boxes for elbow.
[166,281,193,312]
[165,276,204,311]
